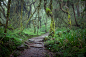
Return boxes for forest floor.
[11,33,55,57]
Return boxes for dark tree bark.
[0,2,1,18]
[28,6,31,18]
[72,4,80,27]
[39,17,41,28]
[85,0,86,9]
[0,2,1,6]
[32,20,36,34]
[45,18,47,33]
[67,0,70,7]
[59,0,68,14]
[85,0,86,15]
[76,2,80,17]
[4,0,11,33]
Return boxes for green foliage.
[44,28,86,57]
[0,25,47,57]
[0,45,10,57]
[0,28,32,57]
[23,28,46,35]
[0,0,3,2]
[81,0,85,1]
[43,36,49,41]
[83,7,86,11]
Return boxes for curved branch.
[26,0,36,6]
[59,0,68,14]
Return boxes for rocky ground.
[10,33,55,57]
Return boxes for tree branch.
[25,0,41,28]
[26,0,36,6]
[3,2,7,8]
[4,0,11,33]
[59,0,68,14]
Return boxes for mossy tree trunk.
[32,20,36,34]
[67,9,71,28]
[45,18,47,33]
[49,15,55,37]
[37,0,41,35]
[39,17,41,29]
[72,4,80,27]
[37,7,40,35]
[76,0,80,17]
[44,0,55,37]
[85,0,86,14]
[20,0,24,30]
[59,0,71,29]
[0,2,1,18]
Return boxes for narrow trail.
[17,33,54,57]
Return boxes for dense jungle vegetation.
[0,0,86,57]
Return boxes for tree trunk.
[4,0,11,33]
[34,26,36,34]
[67,9,71,28]
[49,15,55,37]
[76,2,80,17]
[72,4,79,27]
[37,7,40,35]
[44,0,55,37]
[59,0,71,28]
[85,0,86,9]
[0,2,1,18]
[45,18,47,33]
[20,0,23,30]
[32,20,36,34]
[39,17,41,28]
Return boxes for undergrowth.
[0,27,43,57]
[44,28,86,57]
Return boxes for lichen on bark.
[49,18,55,37]
[67,9,71,28]
[44,0,55,37]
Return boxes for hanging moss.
[45,8,52,16]
[68,14,71,19]
[46,8,51,12]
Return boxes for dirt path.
[17,33,54,57]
